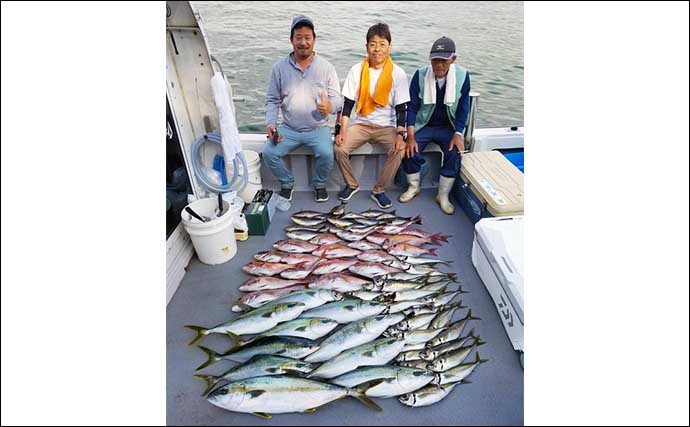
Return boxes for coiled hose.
[191,131,248,194]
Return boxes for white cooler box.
[472,216,524,353]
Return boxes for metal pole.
[465,91,480,151]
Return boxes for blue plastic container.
[499,149,524,173]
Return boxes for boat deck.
[166,189,524,425]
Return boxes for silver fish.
[422,291,463,308]
[286,230,320,241]
[329,203,346,217]
[398,382,464,407]
[309,337,406,379]
[291,217,327,227]
[305,314,405,362]
[429,302,465,329]
[381,288,440,302]
[396,359,430,369]
[402,305,439,317]
[419,329,479,361]
[395,349,427,362]
[194,355,316,396]
[394,255,452,266]
[349,290,384,301]
[184,302,307,345]
[352,218,381,227]
[194,336,320,369]
[273,239,319,254]
[395,312,437,332]
[285,225,329,233]
[330,365,434,398]
[255,317,339,341]
[426,310,481,347]
[385,300,429,314]
[402,342,428,352]
[292,210,327,219]
[207,375,383,417]
[364,233,390,245]
[427,340,486,372]
[366,279,424,292]
[341,212,366,220]
[398,327,447,346]
[300,299,386,323]
[430,352,488,385]
[256,289,343,312]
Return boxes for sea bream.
[206,375,383,418]
[308,233,342,246]
[273,239,319,253]
[232,285,307,312]
[310,258,359,275]
[311,243,361,259]
[239,276,309,292]
[387,243,438,257]
[242,261,298,276]
[307,273,370,292]
[348,262,403,278]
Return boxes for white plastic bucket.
[228,150,262,203]
[181,197,237,265]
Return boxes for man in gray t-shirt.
[263,15,342,202]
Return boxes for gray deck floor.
[166,189,524,425]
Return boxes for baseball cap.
[429,36,456,60]
[290,15,314,33]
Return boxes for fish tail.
[427,247,438,256]
[475,351,489,365]
[224,331,245,354]
[195,345,222,370]
[349,379,384,412]
[184,325,208,346]
[193,374,220,396]
[413,214,423,225]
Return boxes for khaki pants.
[334,124,404,193]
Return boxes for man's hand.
[449,133,465,153]
[267,125,283,143]
[405,136,419,158]
[316,92,332,117]
[335,132,346,147]
[391,134,406,155]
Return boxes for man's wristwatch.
[396,130,407,141]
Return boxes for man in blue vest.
[399,36,471,214]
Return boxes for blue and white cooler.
[455,150,523,223]
[471,216,524,364]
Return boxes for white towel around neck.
[423,63,456,106]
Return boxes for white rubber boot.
[399,173,421,203]
[436,176,456,215]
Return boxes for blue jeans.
[402,126,461,178]
[261,126,333,189]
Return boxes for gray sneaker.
[370,192,392,209]
[338,186,359,201]
[279,187,293,201]
[315,188,329,202]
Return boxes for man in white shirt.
[334,23,409,209]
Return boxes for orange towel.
[356,56,394,116]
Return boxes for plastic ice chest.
[471,216,524,352]
[454,151,523,223]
